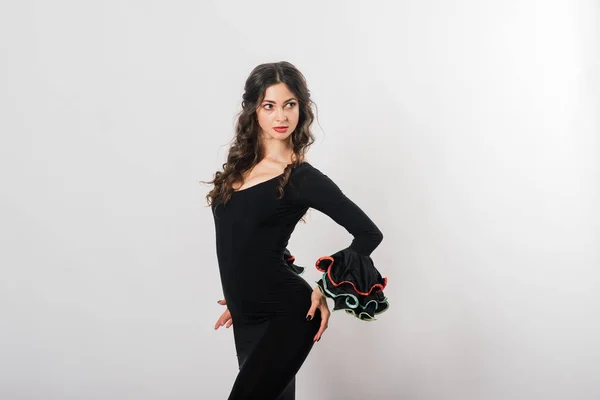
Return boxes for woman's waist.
[219,256,290,280]
[223,270,310,295]
[223,275,312,308]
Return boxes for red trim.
[315,255,388,296]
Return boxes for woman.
[206,61,389,400]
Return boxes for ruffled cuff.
[315,247,389,321]
[283,248,305,276]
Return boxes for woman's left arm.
[295,163,390,322]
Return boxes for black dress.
[211,161,389,400]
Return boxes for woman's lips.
[273,127,288,133]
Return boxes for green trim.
[316,273,390,321]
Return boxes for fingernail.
[306,315,312,321]
[317,337,321,342]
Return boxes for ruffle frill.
[315,248,389,321]
[283,248,305,276]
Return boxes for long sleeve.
[292,163,390,321]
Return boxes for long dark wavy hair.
[204,61,317,206]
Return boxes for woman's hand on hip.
[214,299,233,330]
[306,285,330,343]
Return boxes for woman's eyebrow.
[262,98,297,104]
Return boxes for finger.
[214,312,229,330]
[305,301,318,321]
[314,312,330,342]
[313,321,328,342]
[217,299,226,305]
[225,319,233,328]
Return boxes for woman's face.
[256,83,300,141]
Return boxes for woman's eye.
[263,102,296,110]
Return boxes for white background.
[1,1,598,399]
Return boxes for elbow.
[356,228,383,255]
[376,229,384,245]
[372,228,384,248]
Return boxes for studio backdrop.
[0,1,598,399]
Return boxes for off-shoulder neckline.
[232,173,284,194]
[231,162,309,194]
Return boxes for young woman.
[206,61,389,400]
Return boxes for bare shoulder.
[233,158,293,191]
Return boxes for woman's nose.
[277,108,287,121]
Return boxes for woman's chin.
[262,131,293,141]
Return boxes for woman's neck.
[260,136,295,164]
